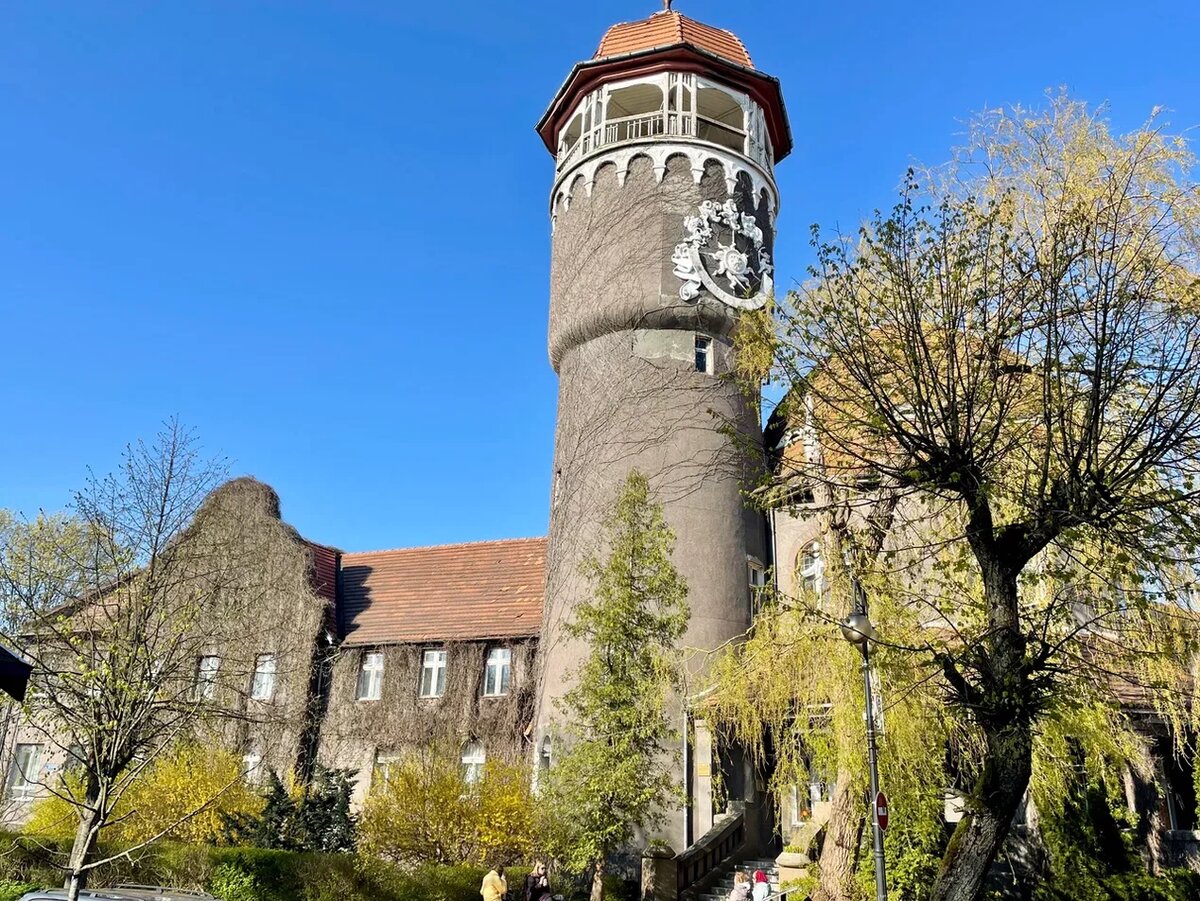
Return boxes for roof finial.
[663,0,673,9]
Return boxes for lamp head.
[840,611,876,647]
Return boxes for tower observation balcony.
[536,7,791,201]
[554,71,774,176]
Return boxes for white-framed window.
[6,743,44,801]
[419,649,447,698]
[250,654,276,701]
[373,750,403,793]
[462,741,486,785]
[748,559,766,612]
[242,745,263,786]
[810,771,835,806]
[695,334,712,374]
[483,648,511,697]
[355,651,384,701]
[193,655,221,701]
[539,736,552,771]
[798,542,823,596]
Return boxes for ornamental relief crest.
[671,199,773,310]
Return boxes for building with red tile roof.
[338,537,545,646]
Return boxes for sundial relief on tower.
[533,5,791,851]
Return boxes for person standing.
[752,870,770,900]
[481,864,507,901]
[524,861,552,901]
[729,871,752,901]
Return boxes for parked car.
[17,887,217,901]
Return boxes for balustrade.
[555,80,772,173]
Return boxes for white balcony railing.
[557,106,769,173]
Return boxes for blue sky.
[3,1,1198,551]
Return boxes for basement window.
[242,744,263,786]
[462,741,486,785]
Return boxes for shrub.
[359,751,532,867]
[26,745,263,845]
[221,765,357,854]
[0,882,39,901]
[208,863,259,901]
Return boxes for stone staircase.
[696,858,785,901]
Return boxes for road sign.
[875,791,889,831]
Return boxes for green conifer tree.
[540,471,689,901]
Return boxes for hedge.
[0,833,545,901]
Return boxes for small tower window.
[695,335,713,374]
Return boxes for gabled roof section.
[305,541,340,607]
[596,10,753,68]
[338,537,546,646]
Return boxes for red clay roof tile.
[339,537,545,646]
[595,10,753,69]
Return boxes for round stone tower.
[534,5,791,847]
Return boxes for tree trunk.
[932,552,1033,901]
[813,770,866,901]
[590,857,606,901]
[64,802,101,901]
[930,719,1032,901]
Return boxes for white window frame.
[419,649,447,698]
[6,743,44,801]
[462,741,486,785]
[374,750,403,793]
[798,542,824,597]
[250,653,277,701]
[356,651,384,701]
[483,647,512,697]
[748,558,766,612]
[242,745,263,786]
[194,655,221,701]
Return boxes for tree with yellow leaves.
[358,747,533,867]
[27,744,263,845]
[738,93,1200,901]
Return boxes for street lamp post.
[841,587,888,901]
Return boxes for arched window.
[606,82,665,143]
[797,542,823,596]
[696,85,745,153]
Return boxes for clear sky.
[2,1,1198,551]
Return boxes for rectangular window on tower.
[695,335,712,373]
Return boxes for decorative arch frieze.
[550,140,778,228]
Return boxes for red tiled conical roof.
[596,10,753,69]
